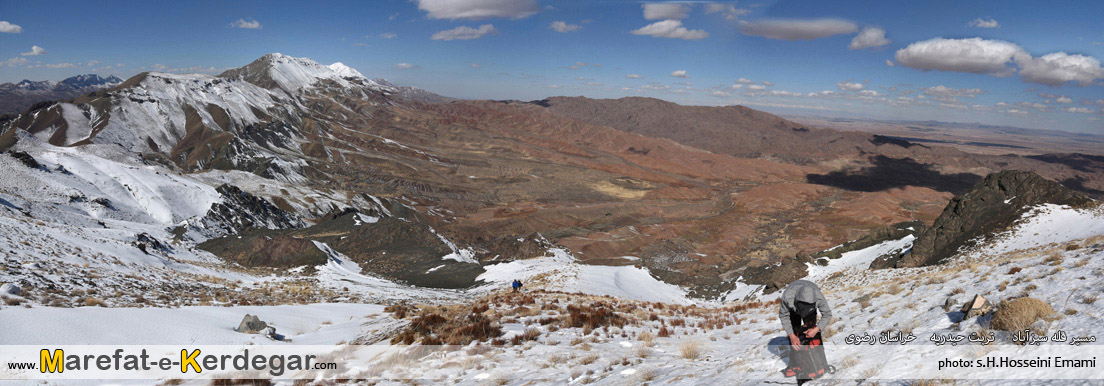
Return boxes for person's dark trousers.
[787,310,828,383]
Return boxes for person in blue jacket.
[511,279,522,293]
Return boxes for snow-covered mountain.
[0,74,122,114]
[0,53,522,304]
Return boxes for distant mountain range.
[0,74,123,114]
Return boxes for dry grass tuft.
[679,340,703,360]
[990,297,1055,332]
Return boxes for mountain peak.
[327,62,365,79]
[219,53,386,95]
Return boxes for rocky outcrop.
[195,184,305,237]
[200,232,328,268]
[809,220,925,264]
[875,170,1091,268]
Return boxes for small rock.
[943,296,956,312]
[237,314,268,333]
[0,283,20,297]
[960,294,993,320]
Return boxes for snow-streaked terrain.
[3,54,1104,385]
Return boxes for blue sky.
[2,0,1103,133]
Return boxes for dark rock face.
[8,151,42,170]
[810,220,925,264]
[198,184,305,236]
[876,170,1091,268]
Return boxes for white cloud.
[894,37,1026,75]
[87,60,101,66]
[2,57,28,67]
[1017,52,1104,87]
[631,20,709,40]
[417,0,538,20]
[45,62,76,69]
[747,84,766,90]
[770,90,803,97]
[564,61,599,70]
[230,18,262,29]
[379,33,397,39]
[0,21,22,33]
[740,19,858,41]
[836,81,865,91]
[859,90,880,96]
[393,63,419,70]
[671,70,689,78]
[849,27,890,50]
[704,4,749,21]
[710,90,732,97]
[1016,102,1049,110]
[626,74,645,79]
[1056,96,1073,104]
[550,21,581,33]
[21,45,46,56]
[886,59,895,66]
[431,24,498,40]
[896,37,1104,86]
[470,63,481,68]
[763,80,774,86]
[1063,107,1093,113]
[968,18,1000,28]
[735,77,755,84]
[643,3,690,20]
[922,85,984,97]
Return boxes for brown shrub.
[510,328,541,345]
[566,302,625,330]
[1007,267,1022,275]
[384,303,412,319]
[990,297,1055,331]
[391,308,502,345]
[83,297,107,307]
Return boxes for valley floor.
[2,205,1104,385]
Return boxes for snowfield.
[2,201,1102,384]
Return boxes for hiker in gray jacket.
[779,279,833,382]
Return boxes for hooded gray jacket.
[778,279,832,335]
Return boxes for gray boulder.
[236,314,268,333]
[960,294,993,320]
[0,283,20,297]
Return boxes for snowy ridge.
[97,72,287,152]
[477,248,693,304]
[237,53,395,95]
